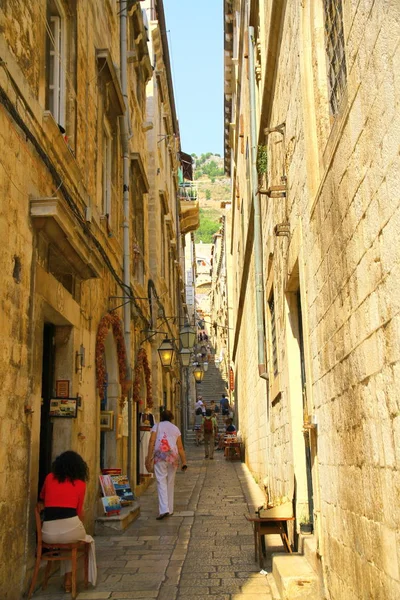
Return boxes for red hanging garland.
[132,348,153,408]
[95,313,131,400]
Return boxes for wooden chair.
[224,433,241,460]
[28,504,89,599]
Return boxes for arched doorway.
[95,313,130,471]
[133,348,153,484]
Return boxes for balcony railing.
[178,182,198,202]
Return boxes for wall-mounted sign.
[229,367,235,391]
[49,398,78,418]
[56,380,70,398]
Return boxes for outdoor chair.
[28,504,89,599]
[224,433,241,460]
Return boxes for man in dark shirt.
[220,393,230,416]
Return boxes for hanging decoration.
[95,312,131,401]
[132,348,153,408]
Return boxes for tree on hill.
[194,157,224,180]
[194,208,221,243]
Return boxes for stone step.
[272,554,319,600]
[300,534,319,575]
[95,502,140,536]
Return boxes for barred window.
[268,295,278,378]
[323,0,347,116]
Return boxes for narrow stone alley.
[30,444,281,600]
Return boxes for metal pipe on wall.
[248,25,268,380]
[120,0,133,481]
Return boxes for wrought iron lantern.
[193,365,204,383]
[179,322,196,349]
[157,337,175,367]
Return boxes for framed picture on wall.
[55,380,70,398]
[49,398,78,418]
[100,410,114,431]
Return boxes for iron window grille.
[323,0,347,116]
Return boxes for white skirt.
[42,516,97,585]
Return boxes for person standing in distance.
[220,393,230,416]
[145,410,187,520]
[202,408,218,459]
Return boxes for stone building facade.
[209,216,231,387]
[224,0,400,598]
[0,1,197,597]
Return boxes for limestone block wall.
[0,1,164,597]
[307,2,400,597]
[0,100,36,598]
[227,0,400,597]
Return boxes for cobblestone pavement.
[30,444,282,600]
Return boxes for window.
[160,210,166,280]
[102,120,113,221]
[268,293,278,378]
[46,0,66,127]
[323,0,347,115]
[131,173,145,285]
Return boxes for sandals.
[156,512,169,520]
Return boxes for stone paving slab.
[29,445,280,600]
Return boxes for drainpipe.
[248,26,268,380]
[120,0,133,480]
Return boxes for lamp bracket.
[140,329,172,345]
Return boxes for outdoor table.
[245,514,294,568]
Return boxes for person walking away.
[39,450,97,592]
[220,393,230,416]
[145,410,187,520]
[202,409,218,459]
[209,400,216,415]
[193,407,203,445]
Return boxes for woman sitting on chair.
[216,418,236,449]
[39,451,97,592]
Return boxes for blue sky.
[162,0,224,157]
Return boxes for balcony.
[178,183,200,235]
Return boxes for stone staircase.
[186,351,229,444]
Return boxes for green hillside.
[192,153,230,243]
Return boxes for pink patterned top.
[151,421,181,467]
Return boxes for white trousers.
[42,516,97,586]
[154,461,177,515]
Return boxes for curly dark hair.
[51,450,89,483]
[160,410,174,422]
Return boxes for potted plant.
[256,144,268,188]
[300,519,313,534]
[299,506,313,534]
